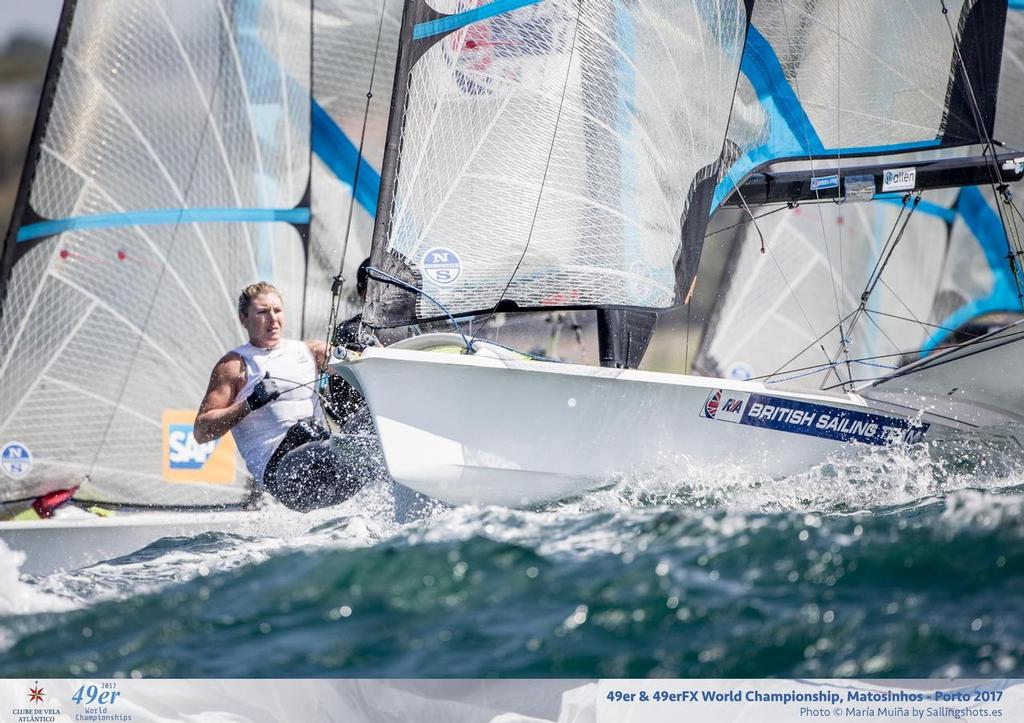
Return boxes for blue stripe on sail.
[1011,0,1024,9]
[16,208,311,243]
[412,0,541,40]
[921,187,1019,354]
[712,25,941,210]
[311,100,381,217]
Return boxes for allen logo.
[882,167,915,192]
[162,410,236,484]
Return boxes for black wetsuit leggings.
[261,418,364,512]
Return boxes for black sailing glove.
[246,373,283,411]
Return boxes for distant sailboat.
[0,0,402,574]
[334,0,1024,506]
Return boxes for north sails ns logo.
[421,247,462,285]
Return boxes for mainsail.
[0,0,400,508]
[364,0,752,328]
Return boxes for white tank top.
[230,339,324,484]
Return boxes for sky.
[0,0,62,46]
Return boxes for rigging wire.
[860,308,903,363]
[754,313,1023,387]
[863,307,982,336]
[704,203,793,238]
[466,0,584,351]
[834,0,850,382]
[777,0,850,383]
[765,307,858,383]
[840,192,920,364]
[874,276,932,338]
[997,184,1024,290]
[323,0,390,366]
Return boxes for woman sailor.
[193,282,364,511]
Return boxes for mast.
[0,0,78,311]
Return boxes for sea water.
[1,439,1022,678]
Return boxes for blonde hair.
[238,281,282,317]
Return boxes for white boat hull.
[0,510,273,577]
[334,347,924,507]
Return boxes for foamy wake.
[0,540,80,652]
[35,476,437,606]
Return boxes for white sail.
[364,0,750,327]
[715,0,1006,209]
[696,1,1024,389]
[0,0,400,508]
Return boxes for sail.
[715,0,1007,210]
[363,0,752,329]
[0,0,400,508]
[695,1,1024,391]
[694,185,1012,390]
[306,0,404,335]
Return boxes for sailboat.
[0,0,403,575]
[333,0,1024,507]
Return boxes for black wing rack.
[723,152,1024,207]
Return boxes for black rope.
[861,194,920,304]
[365,266,473,350]
[839,192,920,361]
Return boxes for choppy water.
[2,439,1023,678]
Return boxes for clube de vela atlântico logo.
[9,680,61,723]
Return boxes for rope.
[365,266,473,351]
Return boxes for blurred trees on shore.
[1,32,49,233]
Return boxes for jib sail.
[363,0,752,329]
